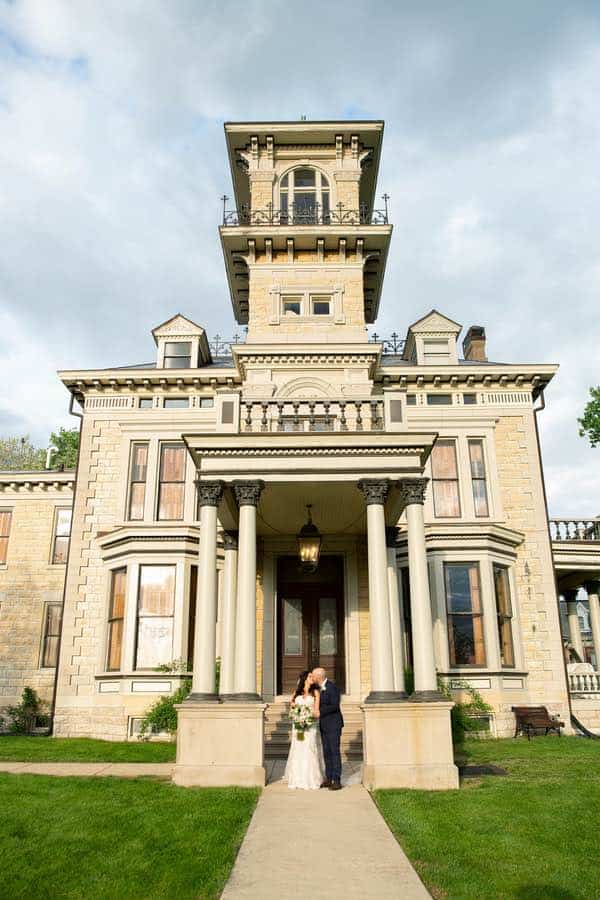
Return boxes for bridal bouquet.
[289,704,314,741]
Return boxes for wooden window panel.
[52,508,72,564]
[128,443,148,521]
[431,440,461,518]
[493,564,515,667]
[445,563,486,667]
[157,445,185,521]
[135,565,175,669]
[41,603,62,668]
[107,568,127,672]
[0,510,12,564]
[469,439,489,517]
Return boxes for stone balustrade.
[241,398,385,433]
[568,671,600,694]
[549,518,600,541]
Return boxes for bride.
[284,670,325,790]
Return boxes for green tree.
[578,386,600,448]
[49,427,80,469]
[0,436,45,470]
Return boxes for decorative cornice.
[232,479,265,507]
[0,471,75,492]
[196,480,225,508]
[358,478,390,505]
[198,445,425,458]
[397,477,429,507]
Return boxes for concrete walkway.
[222,774,429,899]
[0,762,173,778]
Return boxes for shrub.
[138,658,220,739]
[7,687,45,734]
[438,677,493,745]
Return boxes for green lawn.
[376,737,600,900]
[0,735,176,762]
[0,774,258,899]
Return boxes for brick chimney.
[462,326,487,362]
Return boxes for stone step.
[264,701,363,759]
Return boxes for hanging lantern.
[297,504,322,571]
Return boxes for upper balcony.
[222,199,390,228]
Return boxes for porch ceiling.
[256,481,368,536]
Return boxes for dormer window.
[164,341,192,369]
[423,339,451,365]
[280,168,330,224]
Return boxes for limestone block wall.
[492,411,570,733]
[571,698,600,734]
[54,415,127,739]
[0,483,72,715]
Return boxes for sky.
[0,0,598,514]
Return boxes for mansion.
[1,120,599,787]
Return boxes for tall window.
[127,442,148,521]
[107,568,127,671]
[41,603,62,667]
[280,168,330,223]
[0,510,12,564]
[187,565,197,668]
[493,564,515,667]
[163,341,192,369]
[444,563,486,666]
[51,508,72,564]
[135,565,175,669]
[157,444,186,520]
[468,439,489,517]
[431,440,461,517]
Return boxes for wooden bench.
[512,706,565,740]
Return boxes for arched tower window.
[279,168,330,224]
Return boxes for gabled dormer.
[152,314,211,369]
[402,310,462,365]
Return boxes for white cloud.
[0,0,598,513]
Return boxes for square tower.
[220,121,392,344]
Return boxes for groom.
[312,667,343,790]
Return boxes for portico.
[173,429,458,788]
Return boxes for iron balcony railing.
[549,518,600,541]
[221,200,389,227]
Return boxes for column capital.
[196,480,224,508]
[358,478,390,505]
[397,477,429,508]
[585,580,600,596]
[232,479,265,507]
[222,530,239,550]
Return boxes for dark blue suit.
[319,680,343,784]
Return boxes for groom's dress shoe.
[329,782,342,791]
[320,780,331,788]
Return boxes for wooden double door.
[277,555,345,695]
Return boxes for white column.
[585,582,600,669]
[191,480,224,698]
[358,479,399,701]
[565,588,585,662]
[386,528,406,695]
[398,478,440,697]
[218,531,238,697]
[232,480,264,700]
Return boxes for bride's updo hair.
[292,670,319,700]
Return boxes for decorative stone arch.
[276,376,333,399]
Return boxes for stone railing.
[241,399,384,433]
[549,518,600,542]
[568,671,600,694]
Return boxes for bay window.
[444,562,486,666]
[135,565,175,669]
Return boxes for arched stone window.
[279,167,330,224]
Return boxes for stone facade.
[2,119,598,753]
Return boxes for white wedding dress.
[284,694,325,790]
